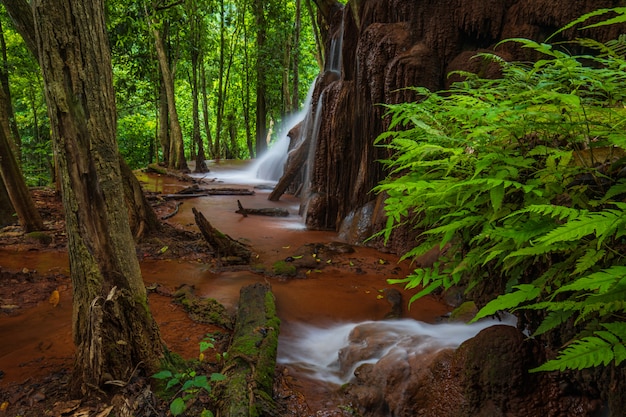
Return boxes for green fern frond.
[533,310,575,337]
[554,266,626,294]
[532,322,626,372]
[471,284,542,322]
[507,205,582,221]
[535,208,623,246]
[573,249,607,275]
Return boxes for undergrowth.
[376,8,626,372]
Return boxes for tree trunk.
[0,179,14,227]
[216,283,280,417]
[200,57,214,159]
[190,13,208,173]
[0,87,44,232]
[254,0,268,157]
[150,20,188,171]
[292,0,301,112]
[192,207,251,263]
[32,0,162,396]
[0,19,22,157]
[158,76,170,165]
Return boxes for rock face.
[344,325,603,417]
[289,0,623,242]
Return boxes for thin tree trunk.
[215,0,226,159]
[241,15,254,158]
[254,0,268,157]
[0,86,44,232]
[150,19,188,171]
[292,0,301,111]
[189,5,208,173]
[200,59,213,159]
[158,75,170,165]
[0,19,21,157]
[31,0,162,396]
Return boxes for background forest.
[0,0,322,185]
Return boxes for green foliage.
[151,337,226,416]
[377,11,626,373]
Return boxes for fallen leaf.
[49,289,60,307]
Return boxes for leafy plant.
[153,337,226,416]
[377,10,626,373]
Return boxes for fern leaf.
[555,266,626,295]
[532,322,626,372]
[536,210,620,245]
[573,248,606,275]
[533,310,575,337]
[471,284,541,322]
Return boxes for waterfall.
[246,82,316,182]
[327,17,344,74]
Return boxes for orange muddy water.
[0,160,450,414]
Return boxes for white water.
[278,316,517,386]
[244,83,317,183]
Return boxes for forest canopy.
[0,0,320,184]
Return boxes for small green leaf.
[170,397,186,416]
[211,372,226,382]
[152,370,173,380]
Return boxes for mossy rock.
[449,301,477,321]
[25,231,52,245]
[272,260,297,277]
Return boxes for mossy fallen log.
[236,200,289,217]
[216,283,281,417]
[192,207,252,263]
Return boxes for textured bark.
[32,0,162,396]
[299,0,625,232]
[150,21,188,171]
[216,283,280,417]
[3,0,159,239]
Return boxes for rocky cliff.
[287,0,624,251]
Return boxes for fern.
[377,11,626,374]
[531,323,626,372]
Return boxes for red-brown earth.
[0,161,450,416]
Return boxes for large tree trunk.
[150,20,188,171]
[4,0,159,239]
[32,0,162,397]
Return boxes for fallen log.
[161,193,208,200]
[146,163,196,182]
[216,283,280,417]
[236,200,289,217]
[268,137,308,201]
[205,188,255,195]
[192,207,251,263]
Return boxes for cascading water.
[245,82,317,182]
[278,316,517,386]
[327,15,344,74]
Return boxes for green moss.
[272,261,296,277]
[449,301,477,321]
[25,231,52,245]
